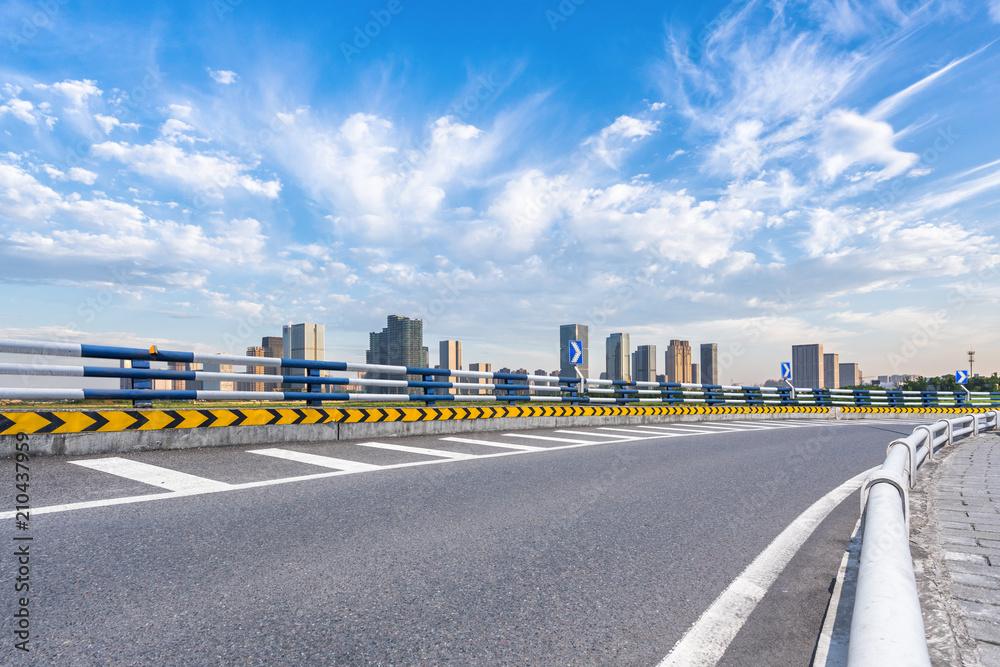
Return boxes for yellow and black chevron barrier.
[840,406,997,415]
[0,404,836,436]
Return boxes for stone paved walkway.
[932,433,1000,666]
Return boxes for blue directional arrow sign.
[569,340,584,365]
[956,370,969,384]
[781,362,792,380]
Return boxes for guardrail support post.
[423,374,435,407]
[131,359,153,408]
[307,368,322,407]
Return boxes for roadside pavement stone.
[923,432,1000,665]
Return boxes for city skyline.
[0,2,997,384]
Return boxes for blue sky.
[1,0,999,383]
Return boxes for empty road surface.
[0,417,926,665]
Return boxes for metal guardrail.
[849,410,1000,666]
[0,338,997,408]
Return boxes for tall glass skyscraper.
[605,332,631,383]
[366,315,428,393]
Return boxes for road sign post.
[567,341,584,405]
[956,370,971,404]
[781,362,795,400]
[569,340,583,365]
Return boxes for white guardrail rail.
[849,410,1000,666]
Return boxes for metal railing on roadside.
[0,338,997,408]
[849,410,1000,666]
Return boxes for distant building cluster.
[556,324,720,385]
[118,315,904,400]
[790,344,863,389]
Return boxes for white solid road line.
[812,516,863,667]
[69,458,233,493]
[440,437,543,451]
[656,466,876,667]
[353,441,473,459]
[596,427,692,436]
[503,433,595,444]
[630,425,738,434]
[248,448,382,472]
[554,429,640,439]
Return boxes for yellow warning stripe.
[0,404,993,436]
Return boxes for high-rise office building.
[177,361,203,390]
[605,333,631,382]
[439,340,462,395]
[632,344,656,382]
[700,343,719,385]
[840,362,862,387]
[691,362,701,385]
[666,340,692,383]
[282,323,325,392]
[792,344,824,389]
[367,315,428,393]
[467,361,493,396]
[283,323,324,360]
[559,324,589,379]
[823,353,840,389]
[513,368,530,395]
[239,346,266,393]
[261,336,283,392]
[201,359,235,392]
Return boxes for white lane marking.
[656,466,875,667]
[704,422,778,430]
[813,516,863,667]
[248,448,382,472]
[503,433,596,444]
[4,421,874,520]
[440,437,543,451]
[69,458,233,493]
[554,429,640,439]
[353,441,473,459]
[631,425,740,434]
[661,423,745,431]
[596,427,701,436]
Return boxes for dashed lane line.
[248,448,382,473]
[553,430,641,439]
[2,420,904,520]
[439,437,544,451]
[352,441,474,459]
[503,433,597,444]
[69,458,233,493]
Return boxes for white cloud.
[167,104,193,119]
[0,98,38,125]
[94,114,138,135]
[0,162,62,221]
[817,110,918,182]
[35,79,102,112]
[91,140,281,198]
[910,165,1000,213]
[990,0,1000,23]
[272,111,500,234]
[585,115,660,167]
[94,114,119,134]
[208,69,239,85]
[160,118,197,144]
[485,170,569,251]
[868,48,986,121]
[44,165,98,185]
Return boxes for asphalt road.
[0,417,927,666]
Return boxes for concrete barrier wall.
[0,404,984,457]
